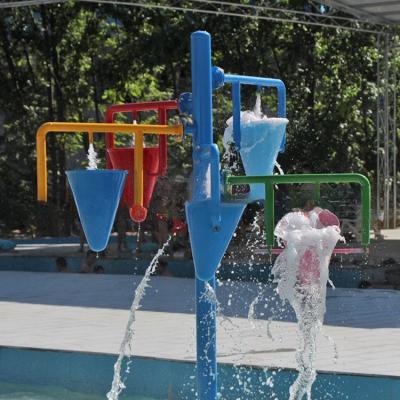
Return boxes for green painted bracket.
[225,173,371,248]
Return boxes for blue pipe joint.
[212,66,224,91]
[178,92,193,115]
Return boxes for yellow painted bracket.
[37,122,183,210]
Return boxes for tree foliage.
[0,1,397,235]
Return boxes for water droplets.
[107,237,172,400]
[87,143,98,170]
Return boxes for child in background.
[94,265,105,274]
[153,177,172,247]
[56,257,69,273]
[80,250,97,273]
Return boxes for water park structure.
[34,30,373,399]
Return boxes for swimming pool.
[0,382,154,400]
[0,253,363,288]
[0,347,398,399]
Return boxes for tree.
[0,2,397,236]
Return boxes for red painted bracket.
[105,100,178,175]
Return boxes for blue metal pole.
[192,31,213,146]
[232,81,241,149]
[191,30,218,400]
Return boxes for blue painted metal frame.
[189,30,287,400]
[191,32,221,224]
[223,73,286,150]
[191,31,218,400]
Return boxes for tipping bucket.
[107,148,159,210]
[239,118,288,201]
[66,170,127,252]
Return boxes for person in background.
[292,165,314,209]
[72,203,86,253]
[78,222,86,253]
[116,206,130,253]
[153,259,173,277]
[80,250,97,273]
[170,175,189,258]
[56,257,69,273]
[153,177,172,247]
[373,209,385,240]
[94,265,105,274]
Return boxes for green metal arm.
[225,173,371,248]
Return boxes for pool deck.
[1,271,400,378]
[2,238,146,258]
[5,227,400,262]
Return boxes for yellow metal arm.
[36,122,183,206]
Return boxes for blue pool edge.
[0,346,399,399]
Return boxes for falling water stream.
[134,223,142,257]
[87,144,98,170]
[221,93,343,398]
[103,92,341,400]
[222,94,287,397]
[222,93,267,155]
[107,237,172,400]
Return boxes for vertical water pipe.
[191,31,218,400]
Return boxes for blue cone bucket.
[66,170,127,252]
[240,118,288,201]
[186,200,245,281]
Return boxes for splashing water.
[203,283,263,398]
[203,281,218,305]
[274,161,284,176]
[87,143,98,170]
[133,223,142,258]
[322,330,339,363]
[253,92,262,118]
[222,93,268,152]
[248,289,263,330]
[202,282,242,355]
[247,287,277,342]
[222,92,269,177]
[271,208,343,400]
[129,120,138,148]
[107,237,172,400]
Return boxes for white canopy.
[321,0,400,25]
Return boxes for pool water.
[0,383,155,400]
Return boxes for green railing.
[225,173,371,248]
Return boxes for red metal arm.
[105,100,178,174]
